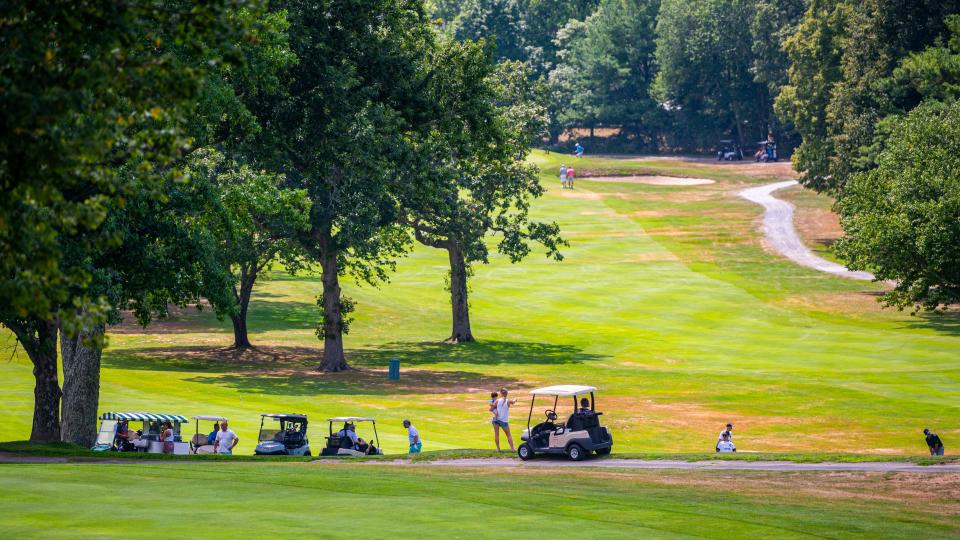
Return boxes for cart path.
[381,458,960,473]
[738,180,874,280]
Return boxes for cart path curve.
[738,181,874,280]
[376,458,960,473]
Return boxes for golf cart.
[254,414,311,456]
[190,415,228,454]
[321,417,383,456]
[92,412,189,454]
[518,385,612,461]
[717,140,743,161]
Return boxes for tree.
[556,0,662,147]
[0,0,253,442]
[408,43,564,342]
[248,0,435,371]
[654,0,770,148]
[452,0,527,62]
[778,0,960,193]
[189,150,310,349]
[835,101,960,311]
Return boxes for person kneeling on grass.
[404,419,422,453]
[716,433,735,453]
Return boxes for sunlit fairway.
[1,151,958,454]
[0,462,957,538]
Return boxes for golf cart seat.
[190,433,209,447]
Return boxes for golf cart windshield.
[95,420,117,446]
[259,417,306,442]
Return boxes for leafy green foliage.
[835,102,960,311]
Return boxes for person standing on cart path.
[559,164,568,189]
[924,428,945,455]
[493,388,517,452]
[404,419,422,453]
[214,420,239,455]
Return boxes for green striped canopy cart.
[93,412,189,454]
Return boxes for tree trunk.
[230,264,257,349]
[8,317,62,443]
[60,322,104,447]
[446,241,475,343]
[318,239,348,372]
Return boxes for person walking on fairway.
[566,165,575,189]
[493,388,517,452]
[404,419,422,453]
[559,164,568,189]
[575,142,584,158]
[924,428,945,455]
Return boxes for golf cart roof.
[328,417,376,423]
[261,413,308,420]
[192,415,228,421]
[529,385,597,397]
[99,412,188,422]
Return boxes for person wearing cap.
[924,428,945,456]
[337,423,359,446]
[716,423,733,451]
[403,420,421,453]
[716,433,736,453]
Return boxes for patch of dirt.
[113,345,525,395]
[586,175,716,186]
[776,291,888,314]
[622,252,681,263]
[110,304,223,335]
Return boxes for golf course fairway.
[0,462,957,538]
[1,151,957,455]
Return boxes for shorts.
[409,442,422,453]
[492,420,509,429]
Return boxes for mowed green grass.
[1,150,958,454]
[0,462,956,538]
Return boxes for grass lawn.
[0,462,956,538]
[1,151,958,456]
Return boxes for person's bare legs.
[493,424,501,451]
[502,425,515,451]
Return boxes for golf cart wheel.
[595,446,611,456]
[566,443,586,461]
[517,443,533,461]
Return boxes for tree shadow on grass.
[899,310,960,336]
[103,341,606,396]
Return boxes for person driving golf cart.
[518,385,613,461]
[254,414,311,456]
[322,417,382,456]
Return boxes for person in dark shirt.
[577,397,593,415]
[924,428,945,456]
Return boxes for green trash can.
[388,358,400,380]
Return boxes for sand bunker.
[585,175,715,186]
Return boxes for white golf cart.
[254,413,311,456]
[190,415,228,454]
[517,385,613,461]
[92,412,189,454]
[321,417,383,456]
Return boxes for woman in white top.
[492,388,517,452]
[161,422,175,454]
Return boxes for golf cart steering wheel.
[544,410,558,422]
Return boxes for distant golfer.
[214,420,239,455]
[566,166,575,189]
[404,419,422,453]
[559,164,568,189]
[716,433,736,453]
[493,388,517,452]
[924,428,945,456]
[716,423,733,451]
[575,142,584,158]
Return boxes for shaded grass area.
[0,462,956,538]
